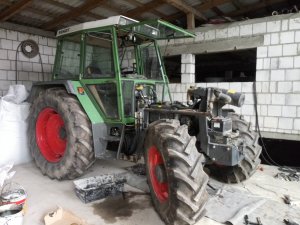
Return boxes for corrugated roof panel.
[10,14,43,27]
[108,0,134,13]
[203,9,217,18]
[217,2,237,14]
[90,7,118,18]
[31,1,68,15]
[239,0,260,5]
[184,0,204,6]
[55,0,84,8]
[19,10,51,22]
[142,12,160,19]
[155,4,179,16]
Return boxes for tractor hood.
[119,19,196,40]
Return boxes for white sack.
[0,85,32,165]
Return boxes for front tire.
[145,119,208,225]
[28,88,95,180]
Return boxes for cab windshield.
[118,32,163,80]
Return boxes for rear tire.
[28,88,95,180]
[144,119,208,225]
[209,113,262,183]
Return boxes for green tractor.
[28,16,262,225]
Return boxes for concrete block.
[0,28,6,39]
[52,47,56,56]
[7,50,15,60]
[279,57,294,69]
[244,93,254,104]
[293,81,300,92]
[257,46,268,58]
[283,44,297,56]
[217,82,229,89]
[256,70,270,81]
[228,26,239,37]
[294,56,300,68]
[22,62,33,72]
[269,81,276,92]
[28,72,39,81]
[38,36,48,45]
[21,81,32,91]
[181,54,195,64]
[43,64,52,73]
[267,21,281,32]
[229,82,241,92]
[263,58,270,69]
[173,93,183,102]
[282,106,296,117]
[18,71,29,80]
[281,19,289,31]
[241,82,253,92]
[0,80,12,91]
[280,31,294,44]
[298,107,300,117]
[286,94,300,105]
[271,93,285,105]
[48,38,57,47]
[205,30,216,40]
[270,58,279,69]
[255,82,261,92]
[293,119,300,130]
[240,24,252,36]
[33,63,42,72]
[174,38,184,44]
[278,118,293,130]
[216,28,228,39]
[0,49,8,60]
[278,81,292,93]
[264,117,278,129]
[185,63,195,74]
[253,22,266,34]
[7,71,16,81]
[256,59,263,70]
[48,55,55,64]
[261,81,269,92]
[268,105,281,116]
[261,105,267,116]
[257,93,271,104]
[271,70,285,81]
[289,17,300,30]
[286,69,300,80]
[12,41,20,50]
[181,64,185,74]
[268,45,282,57]
[295,31,300,42]
[264,34,270,45]
[271,33,279,44]
[181,74,195,83]
[43,46,53,55]
[195,32,204,42]
[40,55,48,64]
[0,39,13,50]
[0,70,7,80]
[242,104,254,115]
[0,59,11,70]
[6,30,18,40]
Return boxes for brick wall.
[166,13,300,139]
[0,28,56,96]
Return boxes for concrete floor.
[10,160,300,225]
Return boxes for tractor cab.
[53,16,195,125]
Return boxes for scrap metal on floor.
[11,161,300,225]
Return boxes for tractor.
[28,15,262,225]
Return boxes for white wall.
[164,13,300,140]
[0,28,56,96]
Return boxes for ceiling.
[0,0,299,32]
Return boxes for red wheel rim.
[148,146,169,202]
[36,107,67,162]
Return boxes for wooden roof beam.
[162,0,207,21]
[43,0,106,30]
[125,0,163,18]
[0,0,33,21]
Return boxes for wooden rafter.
[125,0,163,18]
[162,0,207,21]
[228,0,287,16]
[0,0,33,21]
[43,0,106,30]
[125,0,166,18]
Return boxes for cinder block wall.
[166,13,300,139]
[0,28,56,96]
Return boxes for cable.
[253,81,282,167]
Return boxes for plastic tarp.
[0,85,31,165]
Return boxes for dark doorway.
[260,138,300,167]
[195,49,257,83]
[163,55,181,83]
